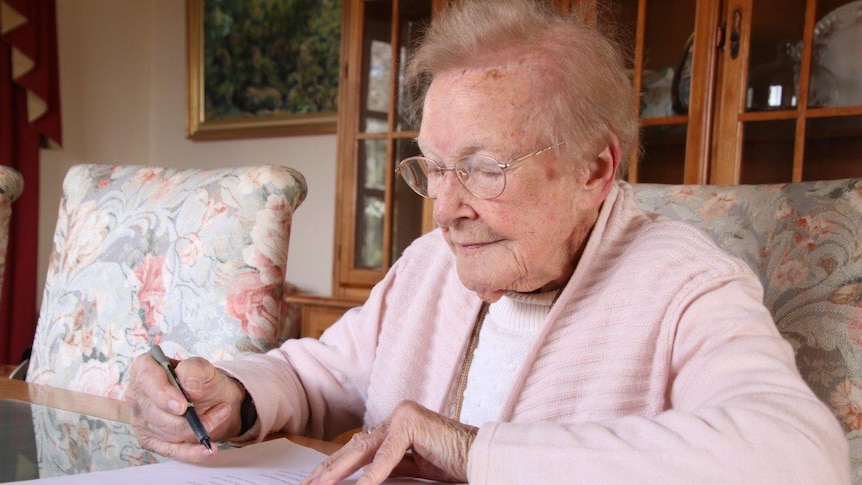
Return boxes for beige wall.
[37,0,336,307]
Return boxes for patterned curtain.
[0,0,61,365]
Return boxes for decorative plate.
[640,68,676,118]
[671,34,694,115]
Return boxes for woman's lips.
[454,239,498,251]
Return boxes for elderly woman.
[127,0,850,483]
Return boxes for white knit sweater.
[460,291,557,426]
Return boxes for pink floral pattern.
[634,179,862,480]
[27,164,307,398]
[0,166,24,299]
[226,271,281,339]
[134,254,167,330]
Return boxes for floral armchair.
[0,166,24,301]
[26,164,307,399]
[633,179,862,481]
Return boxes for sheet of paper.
[20,438,435,484]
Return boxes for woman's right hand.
[126,352,246,462]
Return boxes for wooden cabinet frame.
[329,0,862,303]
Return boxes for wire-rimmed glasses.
[395,144,560,199]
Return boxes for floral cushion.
[633,179,862,480]
[0,166,24,299]
[27,164,307,399]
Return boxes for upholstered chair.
[633,179,862,481]
[0,166,24,302]
[26,164,307,398]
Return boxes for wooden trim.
[334,0,364,297]
[710,0,753,184]
[627,0,648,183]
[421,198,436,233]
[737,105,862,122]
[791,0,819,181]
[0,378,341,455]
[683,0,722,184]
[381,1,402,270]
[284,294,364,307]
[0,378,130,423]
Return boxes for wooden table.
[0,377,339,455]
[1,364,18,377]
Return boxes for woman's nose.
[432,170,471,225]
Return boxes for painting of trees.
[202,0,341,121]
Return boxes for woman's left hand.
[301,400,478,485]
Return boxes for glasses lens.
[398,158,438,198]
[397,155,506,199]
[457,155,505,199]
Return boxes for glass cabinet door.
[331,0,862,301]
[712,0,862,184]
[593,0,720,184]
[334,0,435,298]
[802,0,862,181]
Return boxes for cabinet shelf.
[640,115,688,127]
[739,105,862,122]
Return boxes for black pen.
[149,345,213,454]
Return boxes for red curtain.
[0,0,61,365]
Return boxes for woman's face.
[419,63,610,303]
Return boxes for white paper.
[21,438,433,484]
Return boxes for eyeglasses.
[395,144,560,199]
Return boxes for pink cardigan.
[219,182,850,484]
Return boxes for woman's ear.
[580,133,621,203]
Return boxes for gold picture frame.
[186,0,341,140]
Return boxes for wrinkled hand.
[302,400,478,485]
[126,352,245,462]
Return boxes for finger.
[132,392,197,446]
[197,402,235,441]
[127,354,215,445]
[127,354,183,440]
[369,401,476,483]
[128,352,187,414]
[395,448,466,483]
[389,454,422,479]
[357,426,413,485]
[174,357,220,403]
[302,430,385,485]
[135,428,220,463]
[128,353,170,401]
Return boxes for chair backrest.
[27,164,307,398]
[0,166,24,298]
[632,179,862,480]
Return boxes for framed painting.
[186,0,342,140]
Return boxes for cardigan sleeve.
[215,281,391,442]
[214,230,472,443]
[467,273,851,484]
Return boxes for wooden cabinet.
[711,0,862,183]
[331,0,445,301]
[285,294,362,339]
[596,0,862,186]
[300,0,862,336]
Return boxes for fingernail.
[184,377,203,393]
[168,399,183,414]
